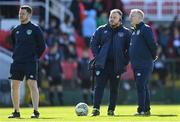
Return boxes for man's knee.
[136,81,146,92]
[27,80,38,90]
[11,80,20,90]
[57,85,63,92]
[95,77,106,89]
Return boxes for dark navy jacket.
[90,24,131,74]
[129,22,157,69]
[11,21,45,64]
[44,50,63,78]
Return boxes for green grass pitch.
[0,105,179,122]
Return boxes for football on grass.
[75,102,89,116]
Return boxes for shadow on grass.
[151,114,178,117]
[112,114,178,117]
[17,117,60,119]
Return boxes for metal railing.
[124,0,180,21]
[0,0,73,29]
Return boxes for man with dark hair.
[129,9,157,116]
[90,9,131,116]
[8,5,45,118]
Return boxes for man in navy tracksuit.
[90,9,131,116]
[129,9,157,115]
[8,5,45,118]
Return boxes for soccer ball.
[75,102,89,116]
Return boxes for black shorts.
[49,76,62,86]
[9,62,38,81]
[81,80,91,89]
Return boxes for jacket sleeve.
[35,26,46,58]
[10,28,16,50]
[124,30,131,65]
[143,27,157,60]
[90,28,101,58]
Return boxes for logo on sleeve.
[136,30,140,35]
[16,31,19,34]
[116,75,120,79]
[26,29,32,35]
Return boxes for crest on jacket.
[104,30,108,34]
[26,29,32,35]
[118,32,124,37]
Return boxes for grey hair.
[130,9,144,20]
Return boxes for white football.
[75,102,89,116]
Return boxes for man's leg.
[8,79,21,118]
[144,68,153,113]
[82,89,89,104]
[108,74,120,115]
[11,80,21,112]
[93,71,107,110]
[57,85,63,105]
[8,67,24,118]
[27,79,40,118]
[92,69,107,116]
[49,86,55,105]
[134,68,152,115]
[145,84,150,112]
[55,77,64,105]
[134,69,147,113]
[27,79,39,111]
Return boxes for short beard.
[20,18,29,24]
[110,23,120,28]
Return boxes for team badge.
[104,30,107,33]
[16,31,19,34]
[136,30,140,35]
[118,32,124,37]
[96,71,100,76]
[26,29,32,35]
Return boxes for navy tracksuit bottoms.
[133,66,153,112]
[93,62,120,111]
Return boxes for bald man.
[129,9,157,116]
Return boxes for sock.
[49,92,54,105]
[83,93,88,104]
[58,92,63,105]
